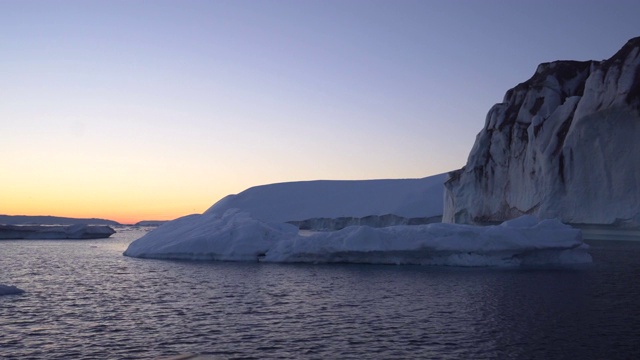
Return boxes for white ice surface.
[0,284,24,296]
[205,174,447,223]
[124,211,592,266]
[124,210,298,261]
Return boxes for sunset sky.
[2,0,639,224]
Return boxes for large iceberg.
[124,210,591,266]
[205,174,447,230]
[444,37,640,227]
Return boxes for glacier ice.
[444,37,640,227]
[124,210,592,267]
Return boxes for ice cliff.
[444,37,640,227]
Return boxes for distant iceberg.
[0,284,24,296]
[0,214,119,226]
[124,210,591,266]
[0,224,116,239]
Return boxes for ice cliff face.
[444,37,640,227]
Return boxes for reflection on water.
[1,229,639,359]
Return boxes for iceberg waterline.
[124,210,592,266]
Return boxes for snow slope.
[124,210,591,266]
[444,37,640,227]
[205,174,447,229]
[0,215,119,226]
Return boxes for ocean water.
[1,228,639,359]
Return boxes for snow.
[444,37,640,227]
[124,210,298,261]
[0,284,24,296]
[124,211,592,266]
[205,174,447,225]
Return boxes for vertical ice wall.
[444,37,640,227]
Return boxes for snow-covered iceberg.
[124,210,591,266]
[0,224,116,239]
[444,37,640,227]
[205,174,447,230]
[124,210,297,261]
[0,284,24,296]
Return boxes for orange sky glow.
[3,2,638,225]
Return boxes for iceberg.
[205,174,447,230]
[0,214,119,226]
[0,224,116,239]
[0,284,24,296]
[443,37,640,227]
[124,210,591,267]
[124,210,297,261]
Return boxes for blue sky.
[1,0,639,222]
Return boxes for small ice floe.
[0,284,25,296]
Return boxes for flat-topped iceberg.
[0,224,116,239]
[124,210,591,266]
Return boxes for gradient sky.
[2,0,639,224]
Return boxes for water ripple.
[1,231,640,359]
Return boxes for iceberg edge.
[124,210,592,267]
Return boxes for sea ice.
[124,210,592,267]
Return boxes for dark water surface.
[1,228,639,359]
